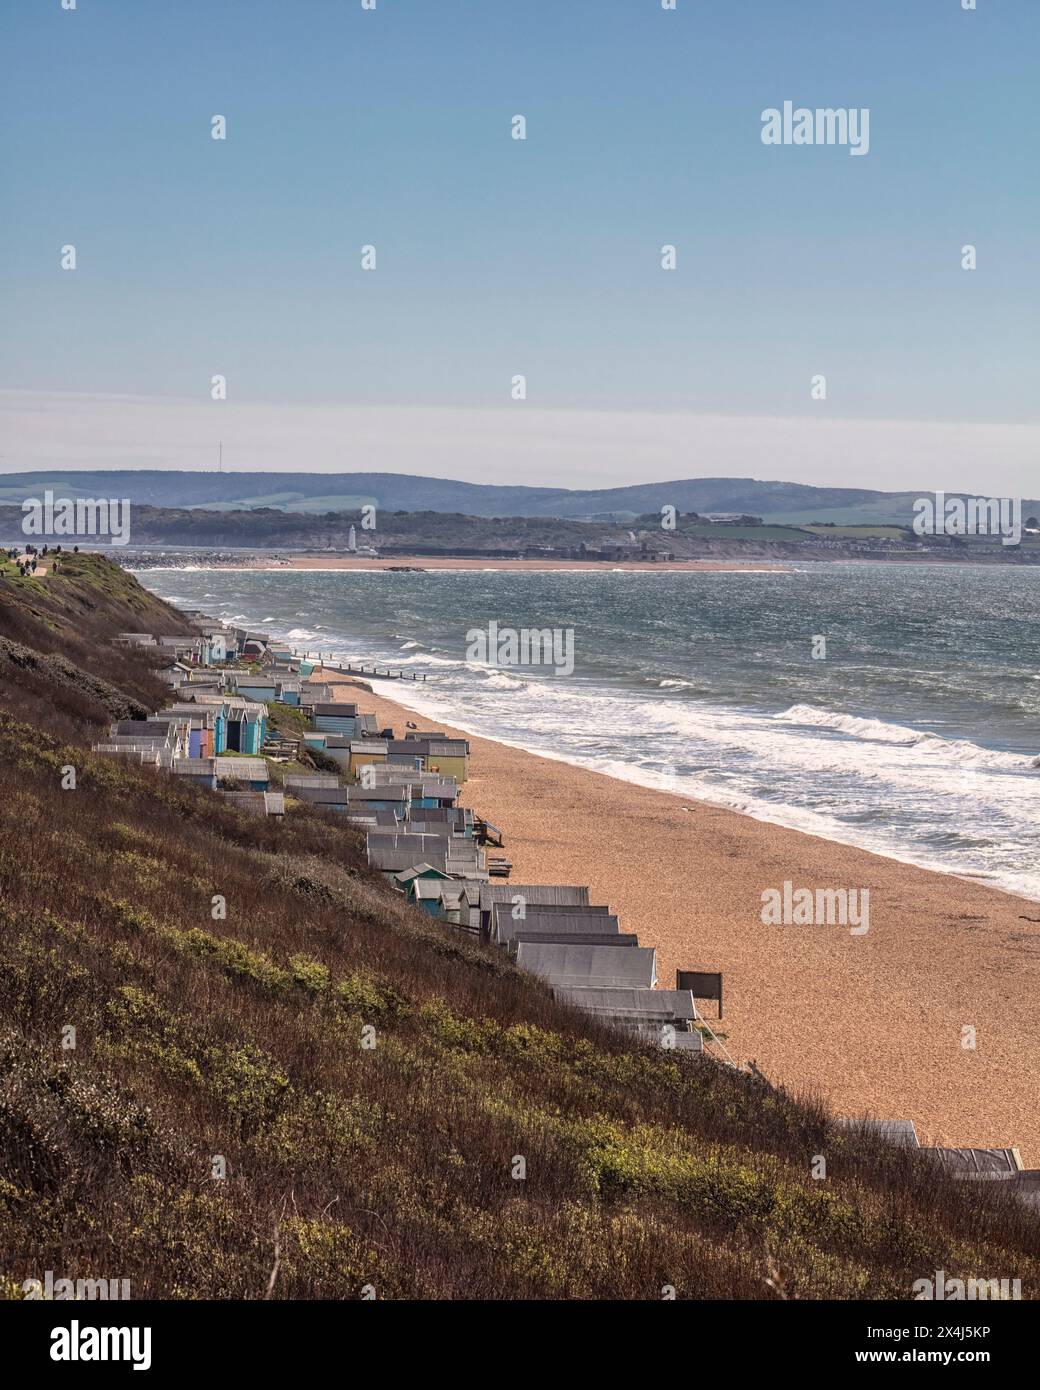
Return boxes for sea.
[137,563,1040,901]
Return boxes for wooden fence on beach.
[298,656,428,682]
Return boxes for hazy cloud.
[0,390,1036,496]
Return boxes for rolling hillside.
[1,470,1035,526]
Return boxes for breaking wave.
[777,704,1032,771]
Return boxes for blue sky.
[0,0,1036,486]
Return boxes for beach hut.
[840,1118,920,1148]
[408,879,463,917]
[302,733,353,773]
[186,695,265,755]
[554,986,698,1029]
[363,769,459,805]
[515,942,657,991]
[151,705,221,759]
[275,679,303,706]
[170,758,219,791]
[233,679,277,704]
[479,883,590,938]
[424,740,469,784]
[349,739,388,780]
[112,718,192,761]
[492,907,619,947]
[367,832,484,873]
[155,660,193,686]
[221,789,284,817]
[396,868,458,916]
[284,786,351,813]
[344,806,403,822]
[94,731,182,768]
[347,785,410,814]
[367,847,450,876]
[217,699,267,754]
[201,632,228,665]
[404,805,473,836]
[510,929,638,950]
[406,779,459,809]
[194,700,224,755]
[388,738,469,784]
[312,702,361,736]
[367,847,489,880]
[395,863,454,887]
[921,1147,1023,1178]
[299,680,334,703]
[214,757,270,791]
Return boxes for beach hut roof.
[368,848,449,873]
[367,831,447,848]
[494,907,618,945]
[215,757,269,782]
[394,864,452,884]
[189,695,267,716]
[922,1147,1023,1176]
[373,823,451,841]
[157,705,218,724]
[291,787,351,804]
[115,719,182,736]
[369,848,487,878]
[554,988,697,1022]
[480,883,590,911]
[840,1118,920,1147]
[515,942,657,990]
[510,930,639,949]
[220,790,268,814]
[412,878,453,898]
[410,781,459,800]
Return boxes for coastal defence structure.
[311,658,428,683]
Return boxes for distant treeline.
[0,504,646,552]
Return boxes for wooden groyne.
[300,656,428,683]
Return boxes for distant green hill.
[0,470,1035,526]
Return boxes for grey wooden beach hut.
[515,942,657,990]
[495,909,621,947]
[480,884,592,938]
[554,986,695,1022]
